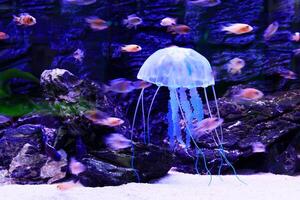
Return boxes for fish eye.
[28,18,33,22]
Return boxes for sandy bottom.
[1,171,300,200]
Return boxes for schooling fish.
[84,109,125,127]
[193,117,224,135]
[105,133,131,151]
[13,13,36,26]
[121,44,142,53]
[291,32,300,42]
[132,80,152,89]
[227,57,245,74]
[57,182,82,191]
[62,0,97,6]
[160,17,177,27]
[278,69,297,80]
[96,117,124,127]
[73,49,84,62]
[233,88,264,101]
[263,21,279,40]
[0,32,9,40]
[123,14,143,29]
[69,157,86,176]
[45,143,62,161]
[167,24,191,34]
[222,23,253,35]
[188,0,221,7]
[85,17,109,31]
[293,49,300,57]
[105,78,136,93]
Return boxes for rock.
[8,143,47,184]
[78,143,173,187]
[0,115,12,129]
[174,87,300,175]
[0,124,44,167]
[40,150,68,184]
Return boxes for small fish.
[96,117,124,127]
[132,80,152,89]
[13,13,36,26]
[123,14,143,29]
[121,44,142,53]
[263,21,279,40]
[222,23,253,35]
[62,0,97,6]
[291,32,300,42]
[193,117,224,135]
[73,49,84,62]
[69,157,86,176]
[167,24,191,34]
[233,88,264,101]
[84,109,125,127]
[252,142,266,153]
[0,32,9,40]
[45,143,62,161]
[293,48,300,56]
[227,57,245,74]
[278,69,297,80]
[160,17,177,27]
[188,0,221,7]
[105,133,131,151]
[105,78,136,93]
[57,182,81,191]
[85,17,109,31]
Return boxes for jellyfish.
[131,46,240,183]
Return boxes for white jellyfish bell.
[131,46,241,184]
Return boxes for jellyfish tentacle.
[141,89,146,144]
[212,86,224,143]
[130,88,145,183]
[178,88,194,147]
[146,86,160,144]
[204,87,245,184]
[190,88,204,121]
[174,89,212,185]
[167,101,175,148]
[169,88,183,145]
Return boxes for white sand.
[1,171,300,200]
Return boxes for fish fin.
[102,84,111,93]
[123,19,128,25]
[13,15,20,23]
[128,14,137,18]
[167,26,174,32]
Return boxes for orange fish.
[84,109,125,127]
[0,32,9,40]
[121,44,142,53]
[132,80,152,89]
[233,88,264,101]
[85,17,109,31]
[167,25,191,34]
[123,14,143,29]
[291,32,300,42]
[97,117,124,127]
[57,182,81,191]
[193,117,224,135]
[222,23,253,35]
[13,13,36,26]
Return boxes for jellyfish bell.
[137,46,215,89]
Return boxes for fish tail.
[13,15,20,23]
[102,84,111,93]
[123,19,128,25]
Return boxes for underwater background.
[0,0,300,187]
